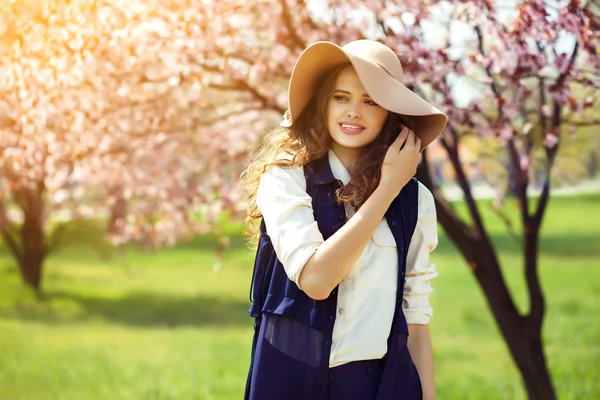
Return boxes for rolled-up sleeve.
[403,182,439,325]
[256,166,324,288]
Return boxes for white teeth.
[342,124,363,130]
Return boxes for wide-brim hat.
[280,40,447,150]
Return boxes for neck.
[330,144,360,173]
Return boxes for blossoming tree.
[0,0,247,288]
[197,0,599,398]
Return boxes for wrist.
[373,184,399,205]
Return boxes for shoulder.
[415,180,436,216]
[256,164,313,217]
[416,180,434,203]
[259,164,307,192]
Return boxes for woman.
[241,40,447,400]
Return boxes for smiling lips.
[339,123,365,135]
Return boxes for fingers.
[390,126,409,151]
[392,125,421,153]
[402,128,421,151]
[399,129,416,150]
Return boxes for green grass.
[0,194,599,399]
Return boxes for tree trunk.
[416,157,557,399]
[19,251,45,290]
[520,339,555,400]
[18,210,47,291]
[472,251,556,400]
[107,185,127,236]
[4,181,50,292]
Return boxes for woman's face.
[326,65,389,157]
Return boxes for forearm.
[408,324,435,400]
[298,186,395,300]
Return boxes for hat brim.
[281,41,447,150]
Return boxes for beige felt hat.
[280,40,448,149]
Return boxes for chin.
[343,141,368,149]
[340,135,374,146]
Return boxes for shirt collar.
[328,149,351,185]
[308,149,352,186]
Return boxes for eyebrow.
[332,89,371,98]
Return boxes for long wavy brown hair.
[240,63,415,247]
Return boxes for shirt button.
[399,246,405,252]
[346,277,353,284]
[339,308,345,315]
[329,315,333,320]
[391,221,397,227]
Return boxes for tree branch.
[0,201,24,262]
[296,0,320,30]
[0,229,23,263]
[439,133,489,246]
[530,36,579,229]
[280,0,306,50]
[555,41,579,88]
[523,35,577,333]
[201,54,283,114]
[507,138,529,224]
[475,26,503,108]
[533,106,560,227]
[416,150,479,266]
[198,106,268,126]
[563,118,600,126]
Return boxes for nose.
[346,101,362,119]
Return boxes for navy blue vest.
[245,155,422,399]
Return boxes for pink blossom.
[522,123,533,135]
[542,132,559,149]
[2,0,597,253]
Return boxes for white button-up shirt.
[256,149,438,367]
